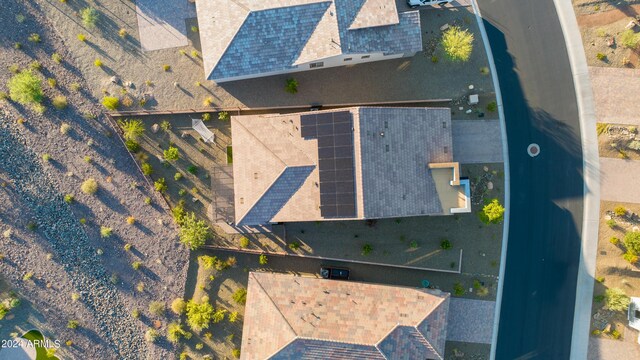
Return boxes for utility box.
[468,94,479,105]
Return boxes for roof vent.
[380,132,385,137]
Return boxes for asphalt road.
[475,1,585,359]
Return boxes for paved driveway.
[452,120,503,164]
[446,298,495,344]
[136,0,196,51]
[590,67,640,126]
[600,157,640,203]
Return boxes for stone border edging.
[201,245,463,274]
[551,1,601,359]
[469,1,512,359]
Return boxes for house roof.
[231,107,454,225]
[240,272,450,360]
[195,0,422,81]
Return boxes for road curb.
[469,2,511,359]
[551,1,601,359]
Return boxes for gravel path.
[0,121,145,359]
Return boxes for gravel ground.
[0,1,189,358]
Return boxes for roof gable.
[348,0,399,30]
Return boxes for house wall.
[212,52,414,83]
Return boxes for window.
[309,62,324,68]
[361,55,370,59]
[344,57,352,61]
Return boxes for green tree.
[441,26,474,62]
[119,119,145,141]
[620,29,640,49]
[163,146,179,162]
[232,288,247,305]
[179,213,211,250]
[604,287,630,312]
[167,322,191,343]
[480,199,505,224]
[624,231,640,255]
[259,254,268,265]
[185,297,215,332]
[8,71,43,105]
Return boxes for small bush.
[100,226,113,238]
[229,311,239,323]
[609,237,619,245]
[623,251,638,264]
[94,58,103,67]
[596,276,605,283]
[118,28,127,38]
[141,162,153,175]
[362,243,373,255]
[167,322,191,343]
[203,97,213,107]
[64,194,74,204]
[440,239,452,250]
[124,243,132,251]
[52,53,62,63]
[149,301,166,317]
[259,254,268,265]
[144,197,152,205]
[77,34,86,42]
[409,240,419,249]
[620,29,640,49]
[60,122,71,134]
[126,216,136,225]
[101,96,119,110]
[52,96,68,110]
[163,64,171,72]
[232,288,247,305]
[187,165,198,175]
[604,287,630,312]
[47,78,57,88]
[596,53,606,61]
[14,42,22,49]
[145,329,159,343]
[453,282,465,296]
[288,241,300,250]
[30,61,42,71]
[202,113,211,121]
[8,71,43,105]
[70,82,81,91]
[125,140,140,153]
[232,349,241,359]
[154,178,167,193]
[23,272,34,281]
[606,219,616,229]
[67,320,79,329]
[624,231,640,255]
[480,199,505,224]
[442,26,474,62]
[28,33,41,43]
[163,146,179,162]
[42,153,51,162]
[218,111,230,121]
[487,101,497,112]
[83,156,92,164]
[81,7,99,28]
[171,298,186,315]
[285,78,298,94]
[239,236,249,248]
[614,206,627,216]
[191,50,199,58]
[191,25,199,33]
[611,329,621,340]
[186,297,215,331]
[132,261,142,270]
[178,213,211,250]
[160,120,171,132]
[431,55,438,63]
[174,172,183,181]
[81,178,98,194]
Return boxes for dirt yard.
[597,123,640,159]
[591,201,640,344]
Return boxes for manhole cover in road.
[527,143,540,157]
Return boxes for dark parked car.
[321,267,350,280]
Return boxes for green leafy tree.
[620,29,640,49]
[179,213,211,250]
[232,288,247,305]
[81,7,99,28]
[442,26,474,62]
[185,297,215,332]
[8,71,43,105]
[605,287,630,312]
[163,146,179,162]
[102,96,119,110]
[481,199,505,224]
[624,231,640,255]
[119,119,145,141]
[285,78,298,94]
[167,322,191,343]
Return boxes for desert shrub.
[440,238,452,250]
[163,146,179,161]
[120,95,134,108]
[174,172,183,181]
[228,311,239,323]
[171,298,186,315]
[596,53,606,61]
[77,34,86,42]
[29,61,42,71]
[28,33,41,43]
[100,226,113,238]
[23,272,34,280]
[8,64,20,74]
[232,288,247,305]
[94,58,103,67]
[42,153,51,162]
[609,237,619,245]
[101,96,119,110]
[64,194,74,204]
[623,251,638,264]
[149,301,166,317]
[361,243,373,255]
[198,255,218,270]
[606,219,617,228]
[611,329,621,339]
[14,42,21,49]
[160,120,171,132]
[59,123,71,134]
[614,206,627,216]
[186,297,215,331]
[167,322,191,343]
[81,178,98,194]
[125,140,140,153]
[473,280,489,296]
[132,261,142,270]
[118,28,127,38]
[203,97,213,107]
[67,320,79,329]
[288,241,300,250]
[187,165,198,174]
[191,50,199,58]
[239,236,249,248]
[628,140,640,151]
[119,119,144,141]
[141,162,153,175]
[259,254,268,265]
[453,282,465,296]
[179,213,211,250]
[81,7,99,28]
[144,197,152,205]
[620,29,640,49]
[604,287,630,312]
[487,101,497,112]
[285,78,298,94]
[47,78,57,88]
[442,26,474,62]
[214,112,228,123]
[83,156,92,164]
[202,112,211,121]
[154,178,167,193]
[480,199,505,224]
[144,329,159,343]
[232,349,241,359]
[126,216,136,225]
[596,276,605,283]
[624,231,640,255]
[8,71,43,105]
[163,64,171,72]
[69,82,81,91]
[596,123,610,136]
[16,14,26,23]
[52,95,67,110]
[409,240,419,249]
[124,244,132,251]
[52,53,62,63]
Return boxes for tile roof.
[240,272,449,359]
[231,107,455,225]
[195,0,422,81]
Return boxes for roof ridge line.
[233,117,288,167]
[295,335,374,347]
[235,166,287,225]
[251,272,298,336]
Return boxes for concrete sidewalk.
[452,119,503,164]
[590,67,640,126]
[600,157,640,203]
